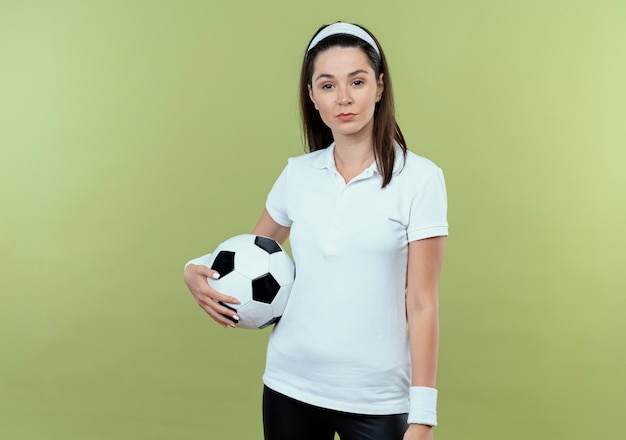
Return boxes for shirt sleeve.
[407,167,449,242]
[184,253,212,269]
[265,161,293,227]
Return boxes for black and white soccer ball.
[205,234,295,329]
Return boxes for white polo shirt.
[262,143,448,415]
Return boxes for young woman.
[184,22,448,440]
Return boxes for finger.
[193,264,219,280]
[217,301,241,324]
[193,275,241,305]
[206,269,221,281]
[213,292,241,305]
[197,295,240,324]
[203,283,241,305]
[198,301,239,328]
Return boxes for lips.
[337,113,356,121]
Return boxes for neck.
[333,131,375,166]
[332,138,376,184]
[333,144,374,168]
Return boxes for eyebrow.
[314,69,370,83]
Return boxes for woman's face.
[308,46,384,142]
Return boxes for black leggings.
[263,386,408,440]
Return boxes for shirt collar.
[311,141,406,176]
[311,142,337,170]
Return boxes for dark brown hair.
[299,23,406,187]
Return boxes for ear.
[376,73,384,102]
[308,84,319,110]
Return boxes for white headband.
[307,22,380,57]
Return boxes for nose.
[337,86,352,105]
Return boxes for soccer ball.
[205,234,295,329]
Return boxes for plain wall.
[1,1,625,438]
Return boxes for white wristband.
[407,386,438,426]
[184,253,212,269]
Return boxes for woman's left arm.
[404,235,446,440]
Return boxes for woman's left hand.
[403,423,433,440]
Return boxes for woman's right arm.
[183,262,242,328]
[183,208,290,328]
[251,208,290,245]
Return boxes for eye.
[352,79,364,86]
[321,83,334,90]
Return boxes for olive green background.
[1,1,624,439]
